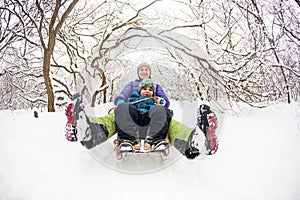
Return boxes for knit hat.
[137,63,151,79]
[138,78,156,94]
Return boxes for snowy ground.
[0,102,300,200]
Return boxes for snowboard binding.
[114,138,170,160]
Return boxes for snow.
[0,102,300,200]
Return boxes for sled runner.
[114,139,170,160]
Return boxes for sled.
[114,139,170,160]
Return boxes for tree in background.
[187,0,299,104]
[0,0,79,111]
[0,0,299,111]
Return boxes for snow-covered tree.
[187,0,300,105]
[0,0,79,111]
[0,0,299,111]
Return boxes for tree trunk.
[43,31,56,112]
[43,48,55,112]
[41,0,79,112]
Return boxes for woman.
[65,63,218,159]
[65,63,170,149]
[114,63,170,108]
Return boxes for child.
[114,78,172,151]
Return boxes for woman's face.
[138,66,150,79]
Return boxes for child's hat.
[138,78,156,94]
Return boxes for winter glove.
[156,97,166,106]
[116,98,125,106]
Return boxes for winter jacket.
[128,90,156,114]
[114,79,170,108]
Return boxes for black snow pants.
[114,103,172,142]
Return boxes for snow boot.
[117,139,140,151]
[145,137,169,151]
[65,93,109,149]
[65,93,83,142]
[197,104,218,155]
[184,104,218,159]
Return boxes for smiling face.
[138,66,151,79]
[140,86,154,97]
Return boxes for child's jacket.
[128,90,156,114]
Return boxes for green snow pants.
[88,114,194,155]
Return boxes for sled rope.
[108,96,159,115]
